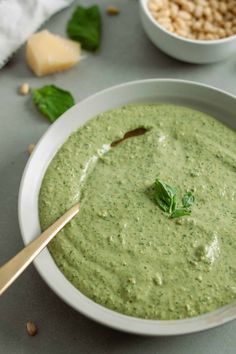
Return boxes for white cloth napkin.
[0,0,73,68]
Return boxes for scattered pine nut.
[26,321,38,336]
[106,6,120,16]
[27,143,35,155]
[148,0,236,40]
[19,83,30,95]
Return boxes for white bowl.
[18,79,236,336]
[140,0,236,64]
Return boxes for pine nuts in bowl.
[140,0,236,63]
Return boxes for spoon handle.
[0,203,80,296]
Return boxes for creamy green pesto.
[39,104,236,320]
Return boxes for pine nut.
[182,1,195,13]
[155,0,165,10]
[26,321,37,336]
[148,2,159,12]
[214,11,223,23]
[19,83,30,95]
[203,7,212,17]
[170,3,179,17]
[219,2,227,14]
[194,6,203,18]
[106,6,120,16]
[27,144,35,155]
[192,20,203,32]
[178,10,192,20]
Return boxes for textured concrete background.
[0,1,235,353]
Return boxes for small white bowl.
[140,0,236,64]
[18,79,236,336]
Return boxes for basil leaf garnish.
[154,179,195,219]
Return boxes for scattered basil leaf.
[33,85,75,123]
[182,192,195,208]
[154,179,195,219]
[67,5,101,51]
[170,208,191,218]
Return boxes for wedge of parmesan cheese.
[26,30,81,77]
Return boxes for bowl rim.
[18,78,236,336]
[140,0,236,45]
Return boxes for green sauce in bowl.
[39,104,236,320]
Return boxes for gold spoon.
[0,203,80,296]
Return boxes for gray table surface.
[0,1,236,353]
